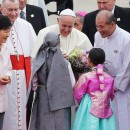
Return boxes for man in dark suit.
[19,0,46,35]
[82,0,130,46]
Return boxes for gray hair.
[1,0,19,5]
[96,10,116,25]
[106,13,116,24]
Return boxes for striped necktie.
[20,10,25,20]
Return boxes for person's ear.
[57,18,59,23]
[111,21,116,27]
[87,57,91,64]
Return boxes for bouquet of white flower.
[68,48,90,73]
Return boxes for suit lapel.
[26,4,33,22]
[114,6,121,23]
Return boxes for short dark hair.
[88,48,105,66]
[0,14,12,30]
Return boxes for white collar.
[111,6,115,14]
[107,25,119,39]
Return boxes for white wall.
[47,0,130,24]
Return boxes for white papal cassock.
[2,18,36,130]
[31,24,92,58]
[94,25,130,130]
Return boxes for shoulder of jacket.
[26,4,43,11]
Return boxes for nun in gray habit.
[28,32,75,130]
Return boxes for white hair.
[1,0,19,6]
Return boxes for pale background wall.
[47,0,130,24]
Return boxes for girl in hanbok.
[72,48,117,130]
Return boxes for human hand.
[63,53,68,59]
[0,75,10,85]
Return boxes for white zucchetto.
[60,9,76,17]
